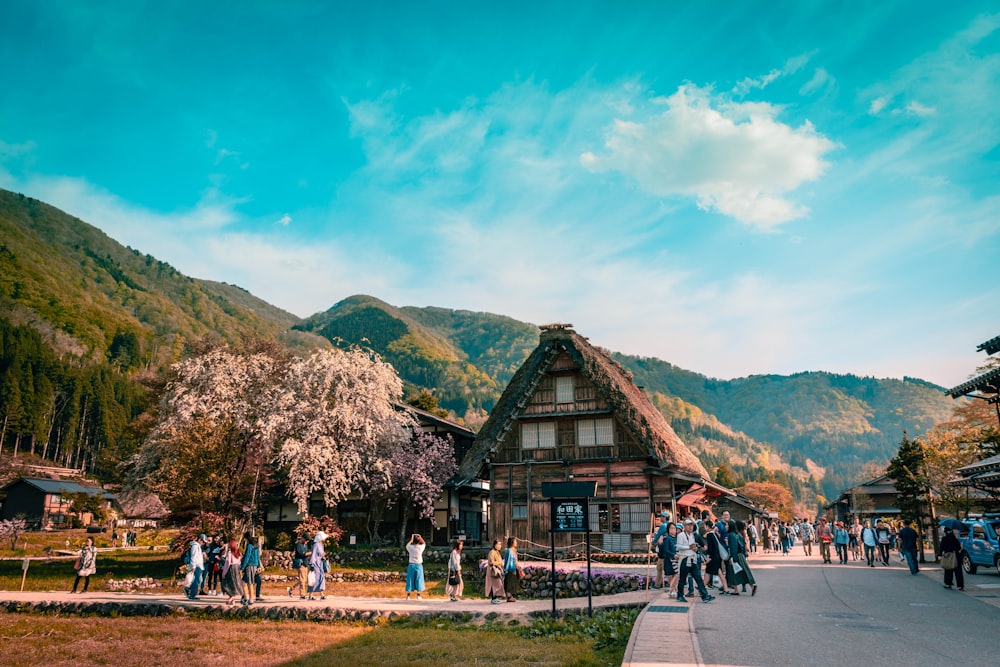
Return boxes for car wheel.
[963,553,977,575]
[995,557,1000,577]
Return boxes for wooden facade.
[458,325,721,553]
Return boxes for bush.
[272,531,292,551]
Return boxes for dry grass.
[0,614,615,667]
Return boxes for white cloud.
[800,68,832,96]
[733,52,815,96]
[903,101,936,117]
[581,84,838,228]
[277,213,292,226]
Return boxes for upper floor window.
[555,376,574,404]
[522,421,556,449]
[578,418,613,446]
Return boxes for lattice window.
[521,421,556,449]
[578,418,613,446]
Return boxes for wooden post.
[645,512,654,600]
[20,558,29,592]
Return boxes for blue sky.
[1,1,997,388]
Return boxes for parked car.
[958,517,1000,575]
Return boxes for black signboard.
[551,499,588,532]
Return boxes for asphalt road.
[690,552,1000,667]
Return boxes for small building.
[828,475,904,523]
[0,477,118,529]
[456,324,728,553]
[949,453,1000,512]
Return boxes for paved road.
[691,551,1000,667]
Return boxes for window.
[512,505,528,520]
[555,376,574,404]
[578,418,613,446]
[521,421,556,449]
[590,502,647,533]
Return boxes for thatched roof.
[457,325,710,480]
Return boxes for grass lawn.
[1,553,464,599]
[0,610,634,666]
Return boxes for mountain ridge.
[0,188,957,503]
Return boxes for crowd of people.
[650,509,758,604]
[66,511,965,604]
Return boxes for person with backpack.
[287,534,311,599]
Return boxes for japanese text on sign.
[552,500,587,532]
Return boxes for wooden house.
[455,324,725,553]
[828,474,905,523]
[0,477,118,529]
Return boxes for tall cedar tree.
[886,431,927,523]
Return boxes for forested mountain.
[294,295,537,419]
[0,188,958,505]
[0,189,322,368]
[0,188,325,477]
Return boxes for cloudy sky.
[1,1,997,388]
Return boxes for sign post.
[20,558,29,592]
[542,481,598,617]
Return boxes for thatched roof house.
[459,324,721,551]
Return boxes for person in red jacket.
[815,517,833,564]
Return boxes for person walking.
[446,539,464,601]
[70,536,97,593]
[704,523,732,594]
[220,537,242,605]
[816,517,833,564]
[186,534,206,600]
[761,521,772,554]
[727,520,757,596]
[307,530,328,600]
[502,536,522,602]
[240,531,261,606]
[651,511,671,588]
[940,526,965,591]
[833,522,850,564]
[287,534,311,599]
[747,522,758,553]
[875,519,892,565]
[799,518,814,556]
[405,533,426,600]
[897,519,920,575]
[849,520,862,561]
[658,522,680,597]
[676,519,713,603]
[485,538,507,604]
[861,519,878,567]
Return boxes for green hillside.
[0,189,322,368]
[0,187,958,504]
[616,354,954,498]
[294,296,506,415]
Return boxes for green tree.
[886,431,928,525]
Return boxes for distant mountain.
[0,188,958,503]
[291,293,956,503]
[0,188,324,368]
[293,295,537,417]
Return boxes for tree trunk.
[0,414,7,456]
[397,497,411,549]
